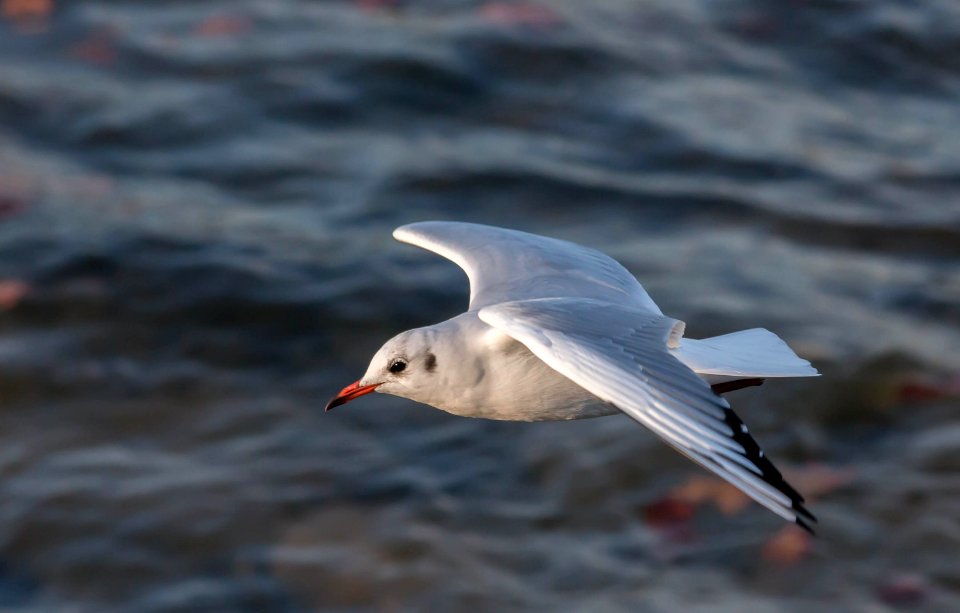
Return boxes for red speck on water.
[69,29,119,66]
[0,280,29,311]
[877,574,929,607]
[1,0,52,32]
[761,525,812,566]
[669,474,751,516]
[357,0,399,13]
[479,2,561,28]
[0,194,27,220]
[897,374,960,403]
[194,14,253,38]
[644,498,695,527]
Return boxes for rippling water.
[1,1,959,611]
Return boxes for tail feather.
[674,328,819,379]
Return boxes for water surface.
[1,1,959,611]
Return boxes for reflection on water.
[0,1,959,611]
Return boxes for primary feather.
[479,298,816,531]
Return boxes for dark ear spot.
[424,352,437,373]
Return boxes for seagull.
[326,222,820,532]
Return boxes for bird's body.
[395,311,615,421]
[327,222,821,531]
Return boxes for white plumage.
[328,221,820,531]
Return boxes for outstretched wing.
[394,222,661,313]
[479,297,816,531]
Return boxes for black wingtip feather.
[796,504,818,523]
[795,516,816,535]
[721,407,818,533]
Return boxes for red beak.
[324,380,380,411]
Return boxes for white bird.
[326,222,820,532]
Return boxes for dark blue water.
[1,1,959,611]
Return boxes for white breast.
[430,313,617,422]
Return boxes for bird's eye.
[389,359,407,374]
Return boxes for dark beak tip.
[323,398,342,412]
[324,380,378,413]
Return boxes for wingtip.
[795,502,817,523]
[393,221,462,246]
[792,496,817,535]
[795,515,817,536]
[392,224,416,242]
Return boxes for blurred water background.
[1,1,959,611]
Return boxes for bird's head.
[324,326,443,411]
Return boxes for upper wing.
[394,222,661,312]
[479,297,815,531]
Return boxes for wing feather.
[479,297,815,530]
[394,221,661,312]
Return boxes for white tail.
[673,328,819,380]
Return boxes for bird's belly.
[452,388,619,422]
[439,338,622,422]
[499,396,622,422]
